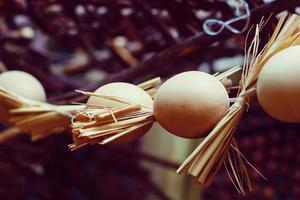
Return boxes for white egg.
[154,71,229,139]
[0,70,46,102]
[257,45,300,122]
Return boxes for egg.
[87,82,154,143]
[154,71,229,139]
[257,45,300,122]
[0,70,46,102]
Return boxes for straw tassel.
[177,13,300,194]
[69,77,161,150]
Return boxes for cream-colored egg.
[88,82,154,143]
[88,82,153,108]
[0,70,46,102]
[154,71,229,139]
[257,45,300,122]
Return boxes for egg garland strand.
[0,75,161,144]
[0,69,236,146]
[0,70,84,142]
[177,14,300,195]
[69,68,240,150]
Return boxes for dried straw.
[0,87,84,142]
[177,14,300,195]
[69,77,161,151]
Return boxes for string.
[203,0,250,36]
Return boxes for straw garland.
[177,14,300,195]
[0,78,163,144]
[69,67,241,151]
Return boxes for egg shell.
[87,82,154,143]
[257,45,300,122]
[88,82,153,108]
[154,71,229,139]
[0,70,46,102]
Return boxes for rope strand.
[203,0,250,36]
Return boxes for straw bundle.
[177,14,300,195]
[0,87,84,142]
[69,78,161,151]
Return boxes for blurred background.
[0,0,300,199]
